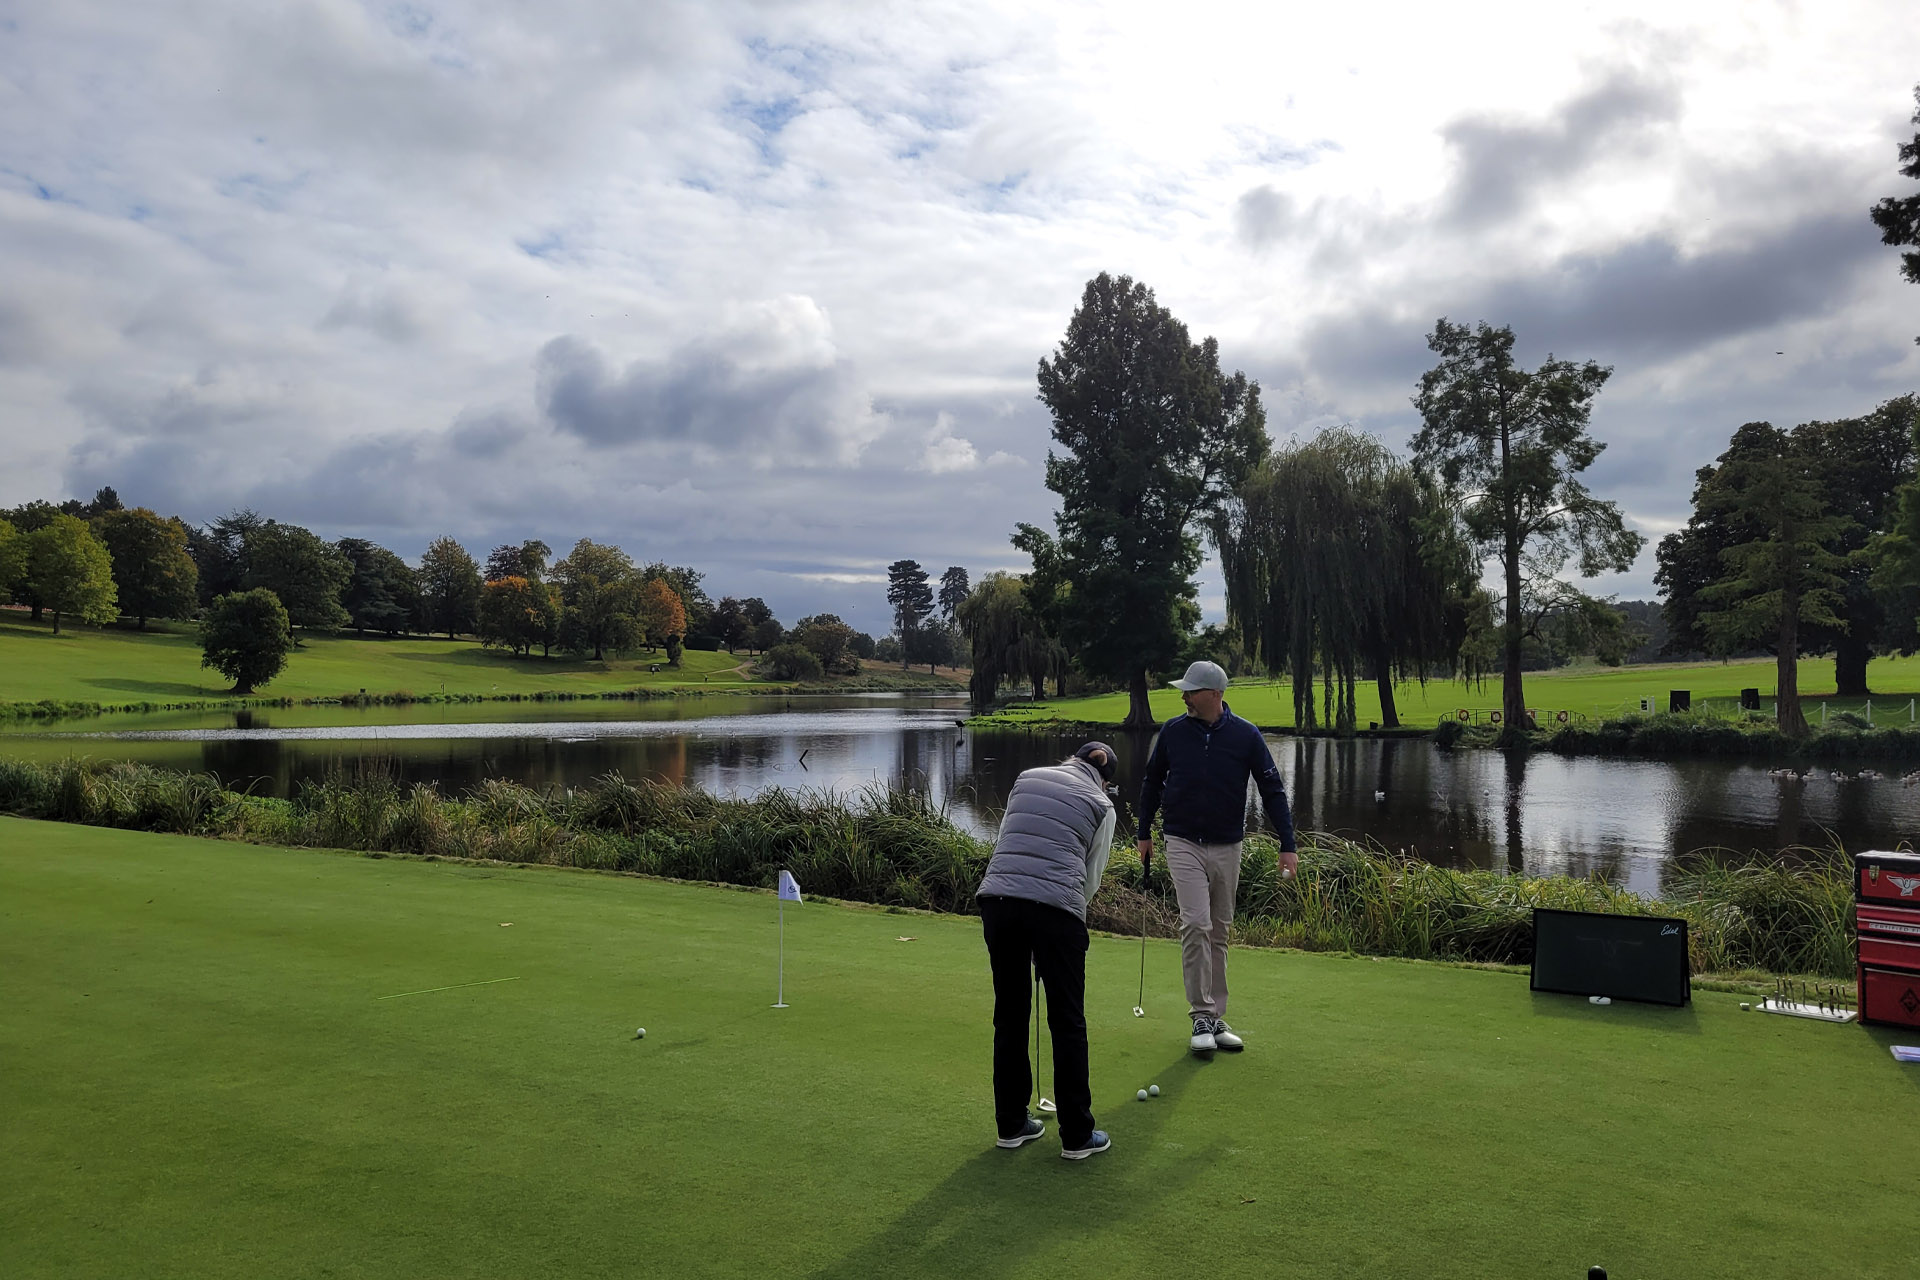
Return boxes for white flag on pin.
[778,870,803,903]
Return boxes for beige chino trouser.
[1164,835,1242,1019]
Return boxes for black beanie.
[1074,741,1117,783]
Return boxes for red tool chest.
[1856,851,1920,1028]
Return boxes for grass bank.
[3,817,1912,1279]
[972,654,1920,732]
[0,614,962,719]
[0,758,1858,980]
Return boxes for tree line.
[0,493,827,692]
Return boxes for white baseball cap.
[1169,660,1229,692]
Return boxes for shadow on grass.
[1527,989,1702,1033]
[83,678,218,698]
[810,1051,1222,1280]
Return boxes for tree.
[192,509,264,607]
[337,538,419,636]
[245,522,351,634]
[640,563,712,637]
[1791,397,1918,692]
[957,572,1061,708]
[1870,83,1920,345]
[886,560,934,669]
[416,536,482,640]
[1035,272,1268,726]
[552,539,639,660]
[0,518,24,600]
[95,508,197,629]
[81,486,123,519]
[1412,319,1643,740]
[760,642,823,681]
[1692,426,1847,737]
[484,539,552,583]
[26,514,118,634]
[850,631,876,660]
[636,577,688,654]
[793,613,858,674]
[938,566,970,622]
[1217,429,1476,731]
[200,589,293,694]
[712,596,748,652]
[477,576,558,657]
[740,598,780,653]
[1664,400,1919,692]
[907,618,960,674]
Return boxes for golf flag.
[778,870,803,903]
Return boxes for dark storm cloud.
[535,312,878,459]
[1440,71,1681,228]
[1293,206,1886,399]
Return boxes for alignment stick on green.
[376,977,522,1001]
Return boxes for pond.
[6,694,1915,894]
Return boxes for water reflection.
[8,699,1918,886]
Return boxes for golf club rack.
[1855,850,1920,1029]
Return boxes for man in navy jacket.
[1135,660,1297,1054]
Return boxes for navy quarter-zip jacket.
[1135,702,1296,850]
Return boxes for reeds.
[0,759,1862,978]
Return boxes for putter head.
[1132,1006,1145,1018]
[1038,1097,1057,1113]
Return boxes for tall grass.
[0,758,1859,978]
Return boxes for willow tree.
[956,572,1065,710]
[1216,429,1472,731]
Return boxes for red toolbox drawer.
[1857,904,1920,968]
[1855,850,1920,906]
[1858,963,1920,1029]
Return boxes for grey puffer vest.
[975,759,1112,920]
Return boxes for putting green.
[1,818,1911,1279]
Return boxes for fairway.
[983,652,1920,731]
[0,613,755,706]
[2,820,1912,1279]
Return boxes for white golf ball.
[1137,1089,1148,1102]
[1148,1084,1160,1097]
[635,1027,646,1039]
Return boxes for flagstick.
[773,896,788,1008]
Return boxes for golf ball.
[1137,1089,1149,1102]
[1148,1084,1160,1097]
[635,1027,646,1039]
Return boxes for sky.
[3,1,1918,637]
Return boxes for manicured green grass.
[3,819,1912,1279]
[0,613,754,705]
[985,653,1920,730]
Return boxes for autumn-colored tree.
[636,577,688,654]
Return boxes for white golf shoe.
[1189,1014,1216,1054]
[1211,1019,1244,1051]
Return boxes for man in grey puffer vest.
[975,742,1118,1161]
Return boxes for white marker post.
[774,869,802,1007]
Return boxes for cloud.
[1439,71,1682,229]
[536,296,886,462]
[913,411,980,473]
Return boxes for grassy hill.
[2,818,1912,1279]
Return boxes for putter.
[1133,898,1147,1017]
[1033,968,1056,1113]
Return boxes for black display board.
[1530,908,1691,1006]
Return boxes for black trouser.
[979,894,1094,1146]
